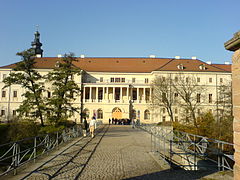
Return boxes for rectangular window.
[197,77,200,82]
[100,77,103,82]
[162,77,166,81]
[162,108,166,114]
[197,93,201,103]
[145,78,149,84]
[186,77,189,83]
[13,91,17,98]
[13,110,16,116]
[115,78,120,82]
[209,94,213,103]
[3,74,6,80]
[209,78,212,83]
[198,109,201,114]
[175,108,178,114]
[175,77,178,82]
[2,91,6,98]
[110,78,114,82]
[121,78,125,82]
[48,91,51,98]
[1,110,5,116]
[132,78,136,83]
[175,116,178,122]
[220,78,223,83]
[174,93,178,98]
[162,116,166,122]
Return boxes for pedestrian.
[82,117,88,137]
[89,117,96,138]
[109,118,111,125]
[132,119,135,129]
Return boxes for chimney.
[175,56,180,59]
[80,54,85,58]
[224,61,230,65]
[149,55,156,58]
[191,56,197,60]
[206,61,212,64]
[57,54,62,58]
[36,54,42,58]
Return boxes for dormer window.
[55,61,60,68]
[199,64,206,70]
[177,64,184,70]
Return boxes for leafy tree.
[46,53,81,125]
[3,49,45,126]
[151,76,175,122]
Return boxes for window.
[175,116,178,122]
[100,77,103,82]
[177,64,184,70]
[47,91,51,98]
[209,94,213,103]
[121,78,125,82]
[162,77,166,81]
[110,78,114,82]
[145,78,149,84]
[13,91,17,98]
[186,77,189,83]
[175,108,178,114]
[197,77,200,83]
[13,110,16,116]
[220,78,223,83]
[197,93,201,103]
[1,110,5,116]
[162,116,166,122]
[175,77,178,82]
[144,110,150,120]
[2,91,6,98]
[162,108,166,114]
[115,78,120,82]
[209,78,212,83]
[97,109,103,119]
[3,74,6,80]
[174,93,178,98]
[197,109,201,115]
[132,78,136,83]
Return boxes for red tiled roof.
[155,59,229,72]
[211,64,231,72]
[0,57,231,73]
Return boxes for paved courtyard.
[4,125,230,180]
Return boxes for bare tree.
[172,73,205,128]
[151,75,175,122]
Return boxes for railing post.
[34,137,37,163]
[222,143,224,170]
[218,142,220,171]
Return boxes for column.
[89,87,92,102]
[96,87,98,102]
[149,88,152,102]
[143,87,146,102]
[83,87,86,102]
[113,87,115,101]
[106,87,109,101]
[224,31,240,180]
[120,87,122,102]
[137,88,139,102]
[127,87,129,100]
[103,87,105,101]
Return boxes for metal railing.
[138,124,234,171]
[0,125,83,176]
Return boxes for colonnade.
[83,86,151,103]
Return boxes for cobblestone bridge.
[3,125,229,180]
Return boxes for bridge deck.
[4,125,228,180]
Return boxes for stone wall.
[225,31,240,180]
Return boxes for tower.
[31,30,43,57]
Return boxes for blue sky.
[0,0,239,66]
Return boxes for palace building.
[0,32,232,124]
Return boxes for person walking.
[89,117,96,138]
[82,118,88,137]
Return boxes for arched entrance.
[112,107,122,119]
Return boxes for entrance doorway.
[112,107,122,119]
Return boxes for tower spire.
[31,27,43,57]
